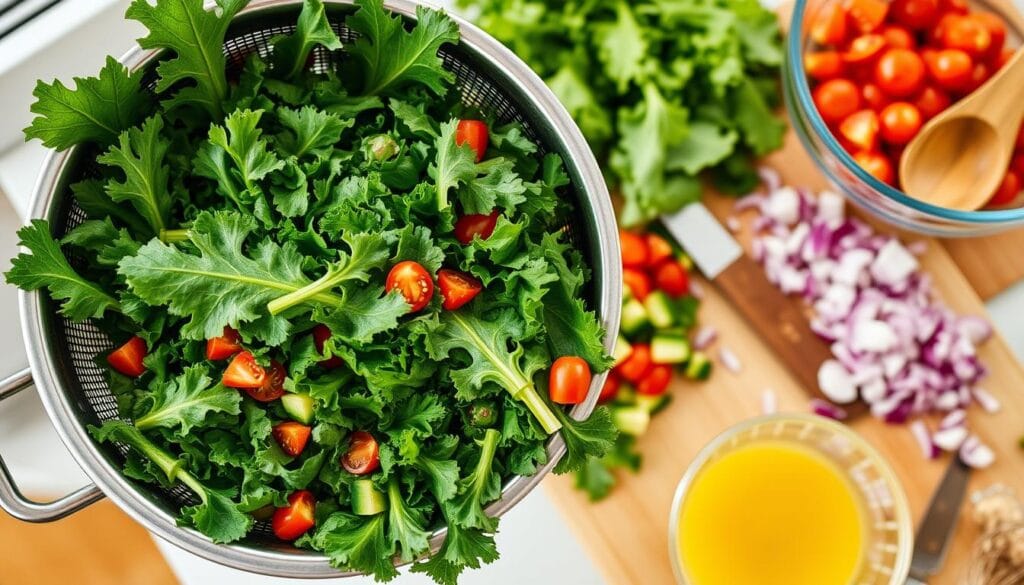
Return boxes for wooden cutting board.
[544,128,1024,585]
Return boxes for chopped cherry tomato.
[454,211,500,244]
[988,170,1021,207]
[653,260,690,298]
[549,356,592,405]
[970,12,1006,62]
[222,351,265,389]
[245,360,286,403]
[926,49,973,92]
[107,336,147,377]
[861,83,892,111]
[839,110,880,151]
[805,51,846,81]
[386,261,434,313]
[341,431,380,475]
[879,102,923,145]
[616,343,652,383]
[938,0,968,15]
[941,15,991,58]
[843,34,886,64]
[272,490,316,541]
[206,326,242,361]
[623,268,653,301]
[813,3,849,45]
[875,49,926,97]
[437,268,483,310]
[813,79,862,124]
[890,0,939,29]
[619,229,649,268]
[913,85,952,119]
[645,233,674,267]
[846,0,889,33]
[881,25,916,49]
[636,364,673,397]
[455,119,488,162]
[853,150,896,184]
[273,421,312,457]
[598,372,621,404]
[312,324,344,369]
[929,13,960,46]
[1011,152,1024,177]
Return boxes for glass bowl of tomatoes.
[785,0,1024,235]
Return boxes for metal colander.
[0,0,620,578]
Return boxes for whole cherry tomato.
[879,102,923,145]
[636,365,673,397]
[941,15,992,58]
[881,25,916,49]
[619,229,649,268]
[805,51,846,81]
[926,49,974,92]
[875,48,926,97]
[853,151,896,185]
[987,170,1021,207]
[549,356,593,405]
[455,120,489,162]
[889,0,939,29]
[813,79,862,123]
[839,110,880,151]
[970,12,1006,62]
[913,85,952,119]
[861,83,892,111]
[961,61,992,94]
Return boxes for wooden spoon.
[899,48,1024,211]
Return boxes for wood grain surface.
[544,129,1024,585]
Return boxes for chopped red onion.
[933,426,968,452]
[818,359,857,404]
[757,166,781,193]
[906,240,928,255]
[909,420,939,460]
[761,388,777,415]
[971,388,1001,413]
[811,398,848,420]
[959,435,995,469]
[939,408,967,430]
[735,193,766,213]
[687,280,705,299]
[725,216,741,233]
[719,346,742,373]
[692,325,718,350]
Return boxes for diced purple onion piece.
[959,435,995,469]
[909,420,939,460]
[761,388,777,415]
[692,325,717,350]
[719,346,742,374]
[971,387,1001,414]
[810,398,848,420]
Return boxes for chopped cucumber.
[622,279,634,302]
[651,334,691,364]
[612,335,633,367]
[351,479,387,516]
[620,298,650,336]
[281,393,315,424]
[635,394,671,415]
[685,351,713,380]
[613,383,637,406]
[644,291,675,329]
[612,405,650,436]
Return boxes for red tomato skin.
[653,260,690,298]
[437,268,483,311]
[455,120,488,162]
[598,373,621,404]
[927,49,974,92]
[549,356,593,405]
[645,233,674,267]
[805,51,846,81]
[971,12,1006,62]
[619,229,649,268]
[881,25,916,49]
[879,102,924,145]
[386,261,434,313]
[996,48,1015,69]
[890,0,939,29]
[107,336,147,377]
[244,361,286,403]
[813,3,849,45]
[222,351,264,389]
[987,170,1021,207]
[861,83,892,111]
[839,110,881,151]
[636,365,673,397]
[272,490,316,541]
[1011,152,1024,177]
[875,49,926,97]
[623,268,653,301]
[813,79,862,124]
[960,61,991,94]
[616,343,652,383]
[843,34,887,64]
[1017,124,1024,150]
[913,85,952,119]
[853,151,896,185]
[454,211,500,244]
[941,15,992,58]
[312,325,344,369]
[342,431,380,475]
[939,0,969,15]
[206,327,242,361]
[845,0,889,33]
[273,422,312,457]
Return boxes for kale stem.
[517,386,562,435]
[267,271,336,315]
[159,229,189,243]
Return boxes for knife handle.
[714,254,867,417]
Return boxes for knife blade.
[661,202,864,414]
[907,457,972,583]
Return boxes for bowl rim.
[787,0,1024,225]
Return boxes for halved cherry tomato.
[1011,152,1024,177]
[846,0,889,33]
[454,211,500,244]
[913,85,952,119]
[636,364,673,397]
[598,372,621,404]
[437,268,483,310]
[853,150,896,184]
[805,51,846,81]
[881,25,916,49]
[455,120,488,162]
[623,268,653,301]
[272,490,316,541]
[813,79,862,123]
[312,324,344,369]
[813,3,849,45]
[890,0,939,29]
[549,356,592,405]
[988,170,1021,207]
[619,229,649,268]
[926,49,973,92]
[875,49,926,97]
[653,260,690,298]
[245,360,286,402]
[840,110,880,151]
[222,351,266,389]
[879,102,923,144]
[273,422,312,457]
[386,261,434,313]
[616,343,652,384]
[645,233,674,267]
[107,336,147,377]
[843,34,886,64]
[860,83,891,111]
[341,431,380,475]
[206,326,242,361]
[970,12,1006,62]
[941,15,991,58]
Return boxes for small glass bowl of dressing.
[669,414,913,585]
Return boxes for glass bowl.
[668,414,913,585]
[785,0,1024,236]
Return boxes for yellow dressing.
[678,441,865,585]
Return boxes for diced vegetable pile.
[5,0,618,581]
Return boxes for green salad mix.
[6,0,616,581]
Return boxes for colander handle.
[0,368,104,522]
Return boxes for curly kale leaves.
[271,0,343,80]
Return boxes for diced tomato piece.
[913,85,952,119]
[875,49,926,97]
[206,326,242,361]
[813,79,862,124]
[636,365,673,397]
[437,268,483,310]
[549,356,592,405]
[272,490,316,541]
[623,268,653,301]
[812,3,849,45]
[843,34,886,64]
[879,102,923,145]
[890,0,939,30]
[619,229,649,268]
[805,51,846,81]
[840,110,880,151]
[598,372,621,404]
[987,170,1021,207]
[845,0,889,33]
[107,336,147,377]
[454,211,500,244]
[653,260,690,298]
[616,343,652,383]
[341,431,380,475]
[645,233,674,267]
[455,120,488,162]
[245,360,287,403]
[222,351,266,389]
[273,422,312,457]
[386,261,434,313]
[312,325,344,369]
[853,150,896,185]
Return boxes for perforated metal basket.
[0,0,620,578]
